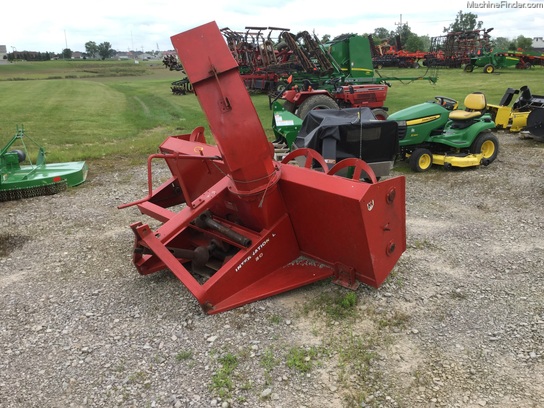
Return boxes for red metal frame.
[120,22,406,314]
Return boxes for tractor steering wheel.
[434,96,458,110]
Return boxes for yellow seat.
[448,92,487,121]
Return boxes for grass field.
[1,59,543,164]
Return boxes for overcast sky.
[3,0,544,53]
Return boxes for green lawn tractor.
[388,92,499,172]
[0,125,88,201]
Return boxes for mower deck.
[0,126,88,201]
[0,161,88,201]
[430,153,485,168]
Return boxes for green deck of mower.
[0,125,88,201]
[388,93,499,172]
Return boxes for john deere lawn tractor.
[0,125,88,201]
[388,92,499,172]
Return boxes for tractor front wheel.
[296,95,339,119]
[484,64,495,74]
[464,64,474,72]
[409,148,433,172]
[470,132,499,165]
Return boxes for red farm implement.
[370,35,426,69]
[119,22,406,315]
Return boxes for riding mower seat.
[448,92,487,129]
[449,92,487,121]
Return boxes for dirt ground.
[0,130,543,408]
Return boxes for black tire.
[464,64,474,72]
[282,101,296,113]
[10,149,26,163]
[484,64,495,74]
[470,132,499,165]
[409,148,433,172]
[275,81,288,93]
[296,95,339,119]
[371,108,389,120]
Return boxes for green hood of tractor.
[389,102,452,146]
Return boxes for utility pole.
[64,29,68,60]
[395,14,407,29]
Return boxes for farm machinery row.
[165,25,438,120]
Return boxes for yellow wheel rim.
[419,154,432,169]
[486,66,493,73]
[481,140,495,158]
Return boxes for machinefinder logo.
[467,1,544,7]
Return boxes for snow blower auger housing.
[0,125,88,202]
[119,22,406,315]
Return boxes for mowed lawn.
[1,59,543,164]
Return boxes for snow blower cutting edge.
[0,125,88,201]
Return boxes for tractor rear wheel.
[470,132,499,165]
[484,64,495,74]
[282,101,296,113]
[371,108,388,120]
[296,95,339,119]
[409,148,433,172]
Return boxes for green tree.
[332,33,356,42]
[97,42,115,60]
[394,23,413,48]
[85,41,99,58]
[444,11,483,33]
[493,37,510,51]
[404,34,427,52]
[320,34,331,43]
[62,48,73,59]
[515,35,533,51]
[373,27,390,41]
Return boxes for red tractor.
[278,79,389,120]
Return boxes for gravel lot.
[1,130,543,408]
